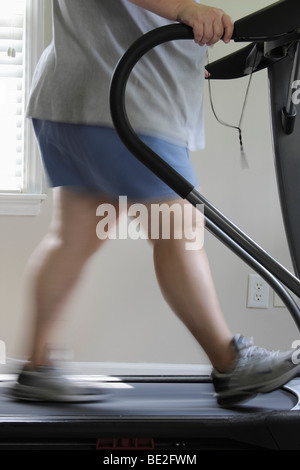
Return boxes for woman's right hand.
[129,0,234,47]
[175,2,234,46]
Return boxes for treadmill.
[1,0,300,451]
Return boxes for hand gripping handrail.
[109,3,300,330]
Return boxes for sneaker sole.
[215,362,300,406]
[256,364,300,393]
[10,383,106,403]
[217,391,257,407]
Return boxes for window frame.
[0,0,47,216]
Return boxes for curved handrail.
[109,21,300,329]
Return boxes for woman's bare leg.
[145,198,235,372]
[26,187,119,367]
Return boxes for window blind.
[0,0,26,192]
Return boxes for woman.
[13,0,300,406]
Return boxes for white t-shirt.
[26,0,206,150]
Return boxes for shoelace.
[239,338,279,361]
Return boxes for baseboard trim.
[56,362,212,376]
[0,360,212,379]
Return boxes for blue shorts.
[33,119,198,201]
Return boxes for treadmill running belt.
[0,381,296,417]
[0,378,298,450]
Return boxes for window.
[0,0,46,215]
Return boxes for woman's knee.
[49,188,119,259]
[144,198,204,252]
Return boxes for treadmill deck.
[0,375,299,450]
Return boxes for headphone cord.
[206,48,258,169]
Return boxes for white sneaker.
[11,365,105,403]
[212,335,300,406]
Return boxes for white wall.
[0,0,298,368]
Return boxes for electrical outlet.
[247,274,270,308]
